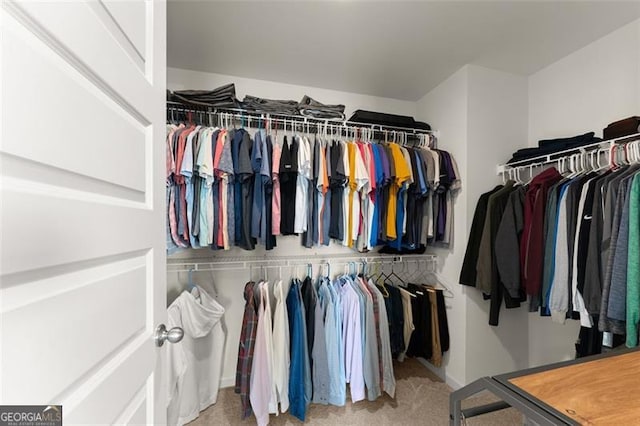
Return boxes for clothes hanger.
[384,260,405,286]
[187,268,201,303]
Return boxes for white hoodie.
[166,287,225,426]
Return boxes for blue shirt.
[370,145,384,248]
[287,280,307,421]
[251,131,264,240]
[231,130,244,244]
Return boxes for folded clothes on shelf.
[168,83,239,108]
[241,95,300,115]
[506,131,602,165]
[298,95,345,120]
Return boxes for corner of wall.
[415,65,470,386]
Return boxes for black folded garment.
[298,95,345,120]
[507,132,602,165]
[378,245,427,255]
[168,83,239,109]
[348,110,431,130]
[538,132,597,149]
[241,95,300,115]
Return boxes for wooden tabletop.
[508,350,640,425]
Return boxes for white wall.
[465,65,530,382]
[415,67,469,388]
[529,19,640,144]
[168,67,417,118]
[167,67,419,387]
[526,18,640,367]
[415,65,530,387]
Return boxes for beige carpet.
[188,358,522,425]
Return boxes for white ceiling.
[167,1,640,101]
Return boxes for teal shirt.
[626,173,640,347]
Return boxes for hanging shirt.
[271,141,282,236]
[250,282,272,426]
[311,278,330,405]
[571,177,597,328]
[271,280,290,414]
[626,174,640,347]
[263,135,276,250]
[295,136,311,233]
[316,141,328,245]
[346,142,357,247]
[340,278,365,402]
[280,136,298,235]
[368,279,396,398]
[356,277,380,401]
[238,130,255,250]
[287,279,309,421]
[354,143,370,248]
[369,144,383,249]
[231,129,244,245]
[235,282,258,419]
[549,184,571,323]
[386,143,411,240]
[323,279,345,406]
[321,142,332,246]
[251,131,264,241]
[181,126,199,248]
[166,124,181,254]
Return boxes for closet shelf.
[166,253,438,273]
[167,101,440,140]
[496,132,640,175]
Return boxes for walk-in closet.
[2,1,640,425]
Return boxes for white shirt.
[250,282,273,426]
[166,286,225,426]
[294,136,311,233]
[341,280,365,402]
[271,280,290,413]
[352,145,369,243]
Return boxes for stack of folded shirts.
[506,132,602,165]
[298,95,345,120]
[168,83,239,109]
[241,95,300,115]
[603,117,640,140]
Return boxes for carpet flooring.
[188,358,523,425]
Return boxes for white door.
[0,1,167,424]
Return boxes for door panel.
[6,1,155,121]
[2,257,147,402]
[0,1,166,424]
[3,23,147,194]
[1,191,153,275]
[100,0,147,64]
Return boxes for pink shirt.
[271,142,282,235]
[213,131,226,248]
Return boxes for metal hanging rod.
[166,253,438,273]
[166,101,439,138]
[496,132,640,175]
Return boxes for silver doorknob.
[154,324,184,347]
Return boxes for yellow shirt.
[347,142,357,247]
[386,143,411,239]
